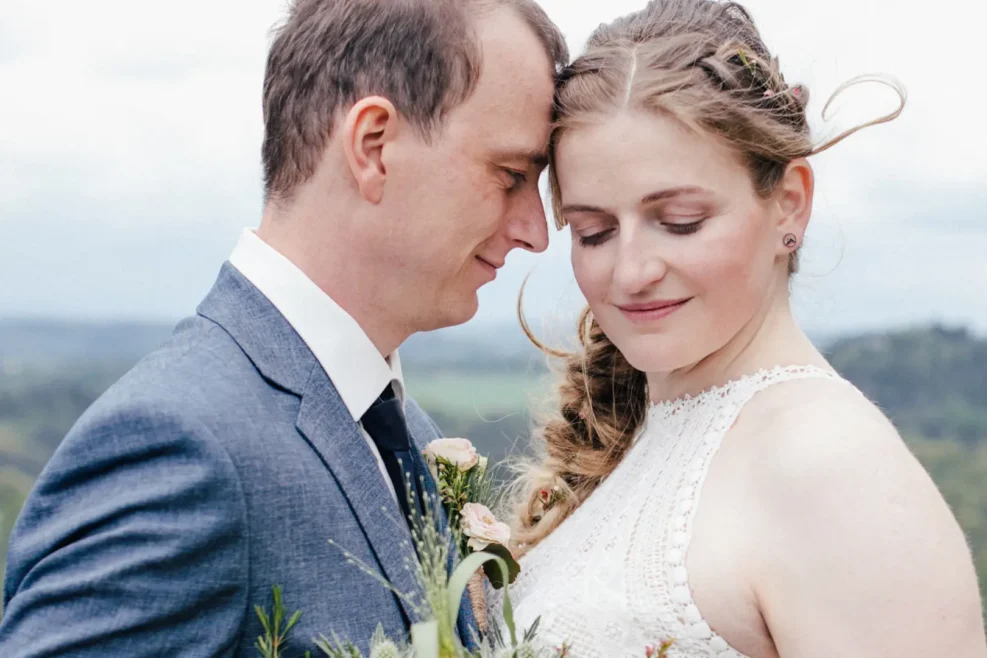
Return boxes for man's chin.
[450,293,481,326]
[423,293,479,332]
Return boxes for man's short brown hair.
[261,0,568,202]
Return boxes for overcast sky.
[1,0,984,338]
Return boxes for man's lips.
[476,256,504,270]
[475,255,503,280]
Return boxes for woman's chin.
[618,338,701,375]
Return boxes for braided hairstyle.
[510,0,904,550]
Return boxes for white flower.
[424,438,479,472]
[461,502,511,551]
[515,644,537,658]
[370,624,401,658]
[369,624,402,658]
[369,640,401,658]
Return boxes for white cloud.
[0,0,984,335]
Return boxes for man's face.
[379,7,555,331]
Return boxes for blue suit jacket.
[0,264,477,656]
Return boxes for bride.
[498,1,987,656]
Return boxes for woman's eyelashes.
[575,217,707,247]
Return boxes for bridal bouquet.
[254,438,675,658]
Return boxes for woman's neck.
[646,294,828,404]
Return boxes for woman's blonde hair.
[510,0,904,550]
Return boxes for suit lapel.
[199,264,423,623]
[199,263,476,641]
[295,364,423,624]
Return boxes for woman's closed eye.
[577,228,616,247]
[576,217,707,247]
[664,218,706,235]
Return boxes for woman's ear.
[773,157,814,254]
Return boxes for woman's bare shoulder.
[734,376,985,655]
[739,375,947,533]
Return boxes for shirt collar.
[229,228,403,420]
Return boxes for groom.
[0,0,566,655]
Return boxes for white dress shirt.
[229,228,401,502]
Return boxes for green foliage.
[313,632,365,657]
[476,543,519,590]
[0,467,33,570]
[255,585,309,658]
[404,372,547,418]
[427,452,519,589]
[313,622,457,658]
[0,466,34,616]
[827,325,987,443]
[430,455,494,548]
[255,588,396,658]
[906,436,987,607]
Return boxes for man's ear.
[341,96,398,204]
[773,157,814,255]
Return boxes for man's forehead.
[448,84,553,161]
[444,8,555,158]
[469,7,555,104]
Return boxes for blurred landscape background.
[1,318,985,616]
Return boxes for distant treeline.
[827,325,987,443]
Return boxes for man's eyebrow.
[493,149,549,169]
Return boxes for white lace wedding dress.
[497,365,849,657]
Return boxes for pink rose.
[461,502,511,551]
[424,438,479,472]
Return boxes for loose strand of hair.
[809,74,907,156]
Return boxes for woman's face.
[556,110,797,374]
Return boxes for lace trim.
[648,364,840,413]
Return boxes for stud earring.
[783,233,798,249]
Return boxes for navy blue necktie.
[361,384,425,526]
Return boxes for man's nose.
[505,188,550,253]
